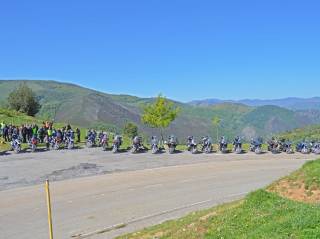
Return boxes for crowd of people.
[0,121,81,144]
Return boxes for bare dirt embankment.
[268,159,320,203]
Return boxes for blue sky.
[1,0,320,102]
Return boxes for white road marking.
[71,191,249,238]
[143,183,163,189]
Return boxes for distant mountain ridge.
[189,97,320,110]
[1,79,320,140]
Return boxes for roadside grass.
[268,159,320,203]
[117,159,320,239]
[281,159,320,190]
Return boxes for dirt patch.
[199,211,217,221]
[41,163,104,182]
[268,179,320,204]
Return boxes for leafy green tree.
[7,83,41,116]
[123,122,138,139]
[141,95,180,141]
[212,116,221,141]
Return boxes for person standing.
[21,125,27,143]
[76,128,81,143]
[3,124,8,142]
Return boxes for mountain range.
[1,80,320,141]
[190,97,320,110]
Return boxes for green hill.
[0,108,43,126]
[1,80,319,140]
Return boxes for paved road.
[0,148,317,191]
[0,150,317,239]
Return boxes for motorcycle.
[219,137,228,153]
[101,133,109,151]
[311,142,320,154]
[131,136,144,153]
[66,134,75,150]
[296,142,310,154]
[86,133,96,148]
[233,137,242,154]
[201,136,212,154]
[267,139,280,154]
[282,141,294,154]
[112,135,122,153]
[151,136,159,154]
[29,135,38,152]
[51,137,62,150]
[166,135,178,154]
[250,138,263,154]
[11,136,21,153]
[186,136,197,154]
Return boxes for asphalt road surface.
[0,148,318,238]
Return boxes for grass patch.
[117,190,320,239]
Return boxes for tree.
[212,116,221,141]
[7,83,41,116]
[141,94,180,141]
[123,122,138,139]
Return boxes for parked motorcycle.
[296,142,310,154]
[51,136,62,150]
[65,130,75,149]
[151,136,159,154]
[311,142,320,154]
[112,135,122,153]
[201,136,212,154]
[11,135,21,153]
[186,136,197,154]
[267,138,280,154]
[101,133,109,151]
[219,136,228,153]
[29,135,38,152]
[166,135,178,154]
[250,138,263,154]
[86,132,96,148]
[282,141,294,154]
[131,136,144,153]
[233,136,242,154]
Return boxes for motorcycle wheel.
[255,148,262,154]
[86,141,93,148]
[14,145,21,154]
[68,143,74,150]
[112,145,118,153]
[236,147,242,154]
[131,146,137,154]
[169,146,175,154]
[54,143,59,150]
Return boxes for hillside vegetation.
[1,80,320,140]
[278,124,320,142]
[118,159,320,239]
[0,108,42,125]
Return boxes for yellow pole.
[45,180,54,239]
